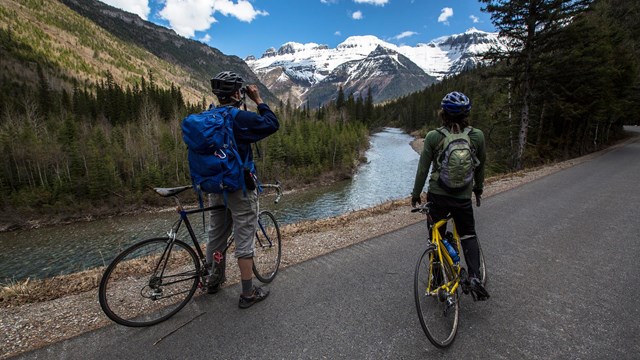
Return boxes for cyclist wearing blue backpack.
[411,91,489,301]
[191,71,279,308]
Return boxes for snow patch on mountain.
[247,28,503,82]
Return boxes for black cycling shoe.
[238,286,270,309]
[206,276,226,294]
[467,277,490,301]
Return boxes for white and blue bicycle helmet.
[441,91,471,116]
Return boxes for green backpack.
[433,126,480,193]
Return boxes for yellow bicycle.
[412,202,486,348]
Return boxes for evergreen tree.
[480,0,592,169]
[364,87,374,124]
[336,86,345,109]
[36,63,52,116]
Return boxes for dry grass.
[1,268,102,307]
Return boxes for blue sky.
[101,0,496,59]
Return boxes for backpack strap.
[220,106,250,198]
[435,126,449,152]
[464,127,481,167]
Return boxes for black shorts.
[427,192,476,238]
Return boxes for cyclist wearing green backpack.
[411,91,489,301]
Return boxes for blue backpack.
[181,106,252,196]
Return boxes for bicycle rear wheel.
[414,246,460,348]
[98,238,200,327]
[477,239,487,286]
[252,210,281,283]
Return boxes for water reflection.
[0,128,420,282]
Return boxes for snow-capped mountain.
[246,28,505,106]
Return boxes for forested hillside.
[377,0,639,173]
[0,0,370,229]
[1,0,638,230]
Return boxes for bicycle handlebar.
[411,202,432,214]
[412,195,481,211]
[153,182,283,204]
[261,182,283,204]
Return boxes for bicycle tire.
[414,246,460,348]
[98,237,200,327]
[477,239,487,286]
[252,210,281,283]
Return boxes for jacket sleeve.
[472,128,486,192]
[411,131,438,198]
[233,103,280,143]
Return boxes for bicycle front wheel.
[252,210,281,283]
[414,246,460,348]
[98,238,200,327]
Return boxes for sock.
[241,279,253,295]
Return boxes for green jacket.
[411,126,486,200]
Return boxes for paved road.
[16,128,640,359]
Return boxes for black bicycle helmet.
[210,71,244,97]
[441,91,471,116]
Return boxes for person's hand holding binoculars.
[243,85,263,105]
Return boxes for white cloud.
[354,0,389,5]
[159,0,268,38]
[213,0,269,22]
[102,0,150,20]
[321,0,338,3]
[159,0,215,37]
[470,15,479,23]
[438,7,453,25]
[334,30,342,36]
[352,10,363,20]
[200,34,212,43]
[393,31,417,40]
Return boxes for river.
[0,127,420,283]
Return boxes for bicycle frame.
[160,182,283,269]
[175,204,228,265]
[426,216,462,296]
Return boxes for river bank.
[0,172,350,233]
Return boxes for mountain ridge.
[1,0,502,110]
[60,0,280,106]
[0,0,279,107]
[246,28,505,106]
